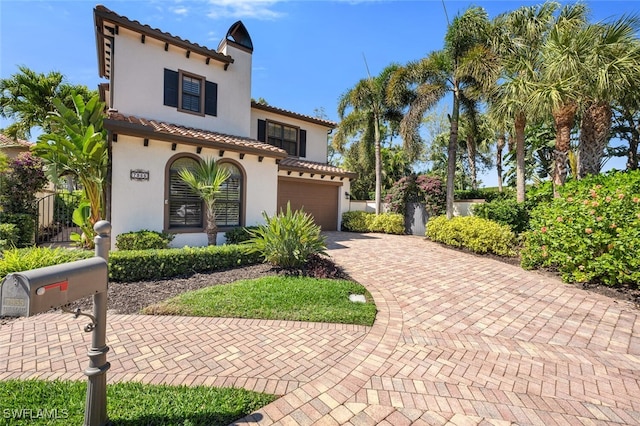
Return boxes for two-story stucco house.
[93,6,354,247]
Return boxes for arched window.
[167,156,203,229]
[215,162,243,227]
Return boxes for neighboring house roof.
[0,134,31,149]
[251,101,337,128]
[279,157,357,179]
[94,5,234,79]
[104,112,288,159]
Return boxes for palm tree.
[0,66,95,139]
[577,16,640,177]
[533,3,589,195]
[178,157,231,246]
[489,2,559,202]
[388,7,497,218]
[333,65,404,214]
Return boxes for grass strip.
[0,379,276,425]
[143,276,377,326]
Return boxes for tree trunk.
[206,203,218,245]
[629,125,639,170]
[578,101,612,178]
[446,85,460,219]
[496,133,505,192]
[374,118,382,215]
[467,134,477,190]
[552,103,578,197]
[514,112,526,203]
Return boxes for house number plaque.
[130,170,150,181]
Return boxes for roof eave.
[251,101,337,128]
[104,118,287,159]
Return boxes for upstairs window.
[164,69,218,116]
[181,75,202,113]
[257,119,307,157]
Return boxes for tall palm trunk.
[552,103,578,196]
[446,84,460,219]
[466,134,478,190]
[374,118,382,215]
[514,112,526,202]
[496,133,505,192]
[578,101,612,178]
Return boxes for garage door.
[277,178,339,231]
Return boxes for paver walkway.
[2,232,640,425]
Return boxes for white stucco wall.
[250,109,330,163]
[110,27,251,137]
[110,136,278,248]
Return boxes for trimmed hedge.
[342,211,404,234]
[115,230,175,250]
[109,244,262,282]
[0,247,93,281]
[426,215,517,257]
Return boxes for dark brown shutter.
[204,81,217,116]
[299,129,307,157]
[163,69,179,107]
[257,119,266,142]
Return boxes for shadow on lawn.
[112,411,265,426]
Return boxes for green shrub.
[0,223,19,250]
[115,229,175,250]
[0,213,36,247]
[0,247,92,280]
[109,245,262,282]
[366,213,405,234]
[224,226,260,244]
[342,211,405,234]
[521,170,640,286]
[341,211,370,232]
[472,199,530,234]
[245,203,326,269]
[455,188,510,202]
[426,215,517,257]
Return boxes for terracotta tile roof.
[94,5,233,79]
[251,101,337,128]
[104,112,288,158]
[279,157,356,178]
[0,134,31,148]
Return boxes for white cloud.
[172,6,190,16]
[206,0,285,20]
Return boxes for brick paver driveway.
[2,232,640,425]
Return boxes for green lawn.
[0,379,276,426]
[142,276,377,326]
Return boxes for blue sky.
[1,0,639,186]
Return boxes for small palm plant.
[178,157,230,246]
[245,202,327,269]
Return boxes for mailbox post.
[84,220,111,426]
[0,221,112,426]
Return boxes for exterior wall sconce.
[345,192,351,200]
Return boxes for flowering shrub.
[521,171,640,286]
[0,152,48,215]
[385,174,445,217]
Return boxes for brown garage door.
[277,178,339,231]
